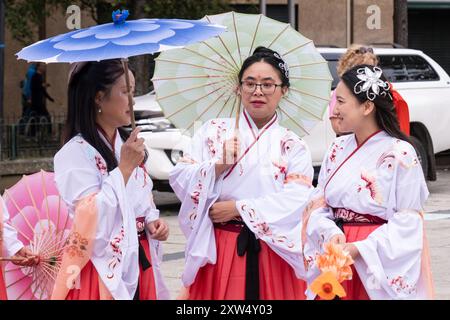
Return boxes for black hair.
[341,64,410,143]
[64,58,148,172]
[238,46,290,87]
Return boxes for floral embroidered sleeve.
[235,137,314,278]
[169,121,224,237]
[302,138,345,266]
[169,121,228,287]
[352,140,430,299]
[300,138,347,293]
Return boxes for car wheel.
[410,136,428,178]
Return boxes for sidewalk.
[159,212,450,300]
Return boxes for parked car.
[131,91,190,191]
[135,48,450,189]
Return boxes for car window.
[378,55,408,82]
[378,55,440,82]
[402,55,440,81]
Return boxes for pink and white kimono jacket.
[170,110,325,288]
[303,130,434,299]
[53,132,169,300]
[0,196,24,258]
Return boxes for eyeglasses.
[240,80,283,95]
[355,46,374,54]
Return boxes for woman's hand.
[341,242,360,259]
[147,218,169,241]
[119,127,145,184]
[215,136,240,177]
[329,233,346,245]
[209,200,240,223]
[12,247,39,267]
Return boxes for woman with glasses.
[302,65,433,299]
[170,46,341,300]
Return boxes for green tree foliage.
[5,0,232,94]
[5,0,72,44]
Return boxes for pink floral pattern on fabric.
[107,226,124,279]
[240,204,295,249]
[95,155,108,175]
[206,137,216,157]
[376,152,396,170]
[300,196,327,271]
[357,169,383,205]
[329,139,345,163]
[206,120,228,158]
[74,135,109,176]
[190,187,201,205]
[280,130,304,156]
[394,139,420,169]
[388,276,417,296]
[280,136,295,157]
[272,160,288,181]
[188,168,208,229]
[274,131,306,182]
[377,140,420,171]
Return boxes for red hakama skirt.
[188,225,307,300]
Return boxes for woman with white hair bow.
[302,64,434,300]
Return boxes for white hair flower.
[354,66,392,101]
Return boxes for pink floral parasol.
[1,170,72,300]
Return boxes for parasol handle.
[121,58,136,129]
[234,95,241,131]
[0,257,26,262]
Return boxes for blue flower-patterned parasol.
[16,10,226,127]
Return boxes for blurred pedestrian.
[31,63,54,134]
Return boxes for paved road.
[156,168,450,299]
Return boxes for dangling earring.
[98,108,102,113]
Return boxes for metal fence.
[0,113,66,161]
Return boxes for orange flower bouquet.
[309,242,354,300]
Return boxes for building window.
[231,4,299,30]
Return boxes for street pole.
[259,0,266,15]
[288,0,296,29]
[346,0,353,48]
[394,0,408,47]
[0,0,5,120]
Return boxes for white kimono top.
[304,130,432,299]
[54,131,169,300]
[1,196,24,257]
[170,109,320,287]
